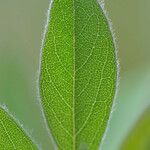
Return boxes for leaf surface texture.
[0,108,38,150]
[40,0,117,149]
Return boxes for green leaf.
[121,107,150,150]
[40,0,117,149]
[0,107,38,150]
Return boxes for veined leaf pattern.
[0,107,38,150]
[40,0,117,149]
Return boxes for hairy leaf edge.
[97,0,120,150]
[0,104,40,150]
[37,0,120,149]
[36,0,58,149]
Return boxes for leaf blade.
[0,107,38,150]
[40,0,117,149]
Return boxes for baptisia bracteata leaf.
[40,0,117,149]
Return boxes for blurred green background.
[0,0,150,149]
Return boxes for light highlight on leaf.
[0,107,38,150]
[40,0,117,149]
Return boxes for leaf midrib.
[72,0,76,149]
